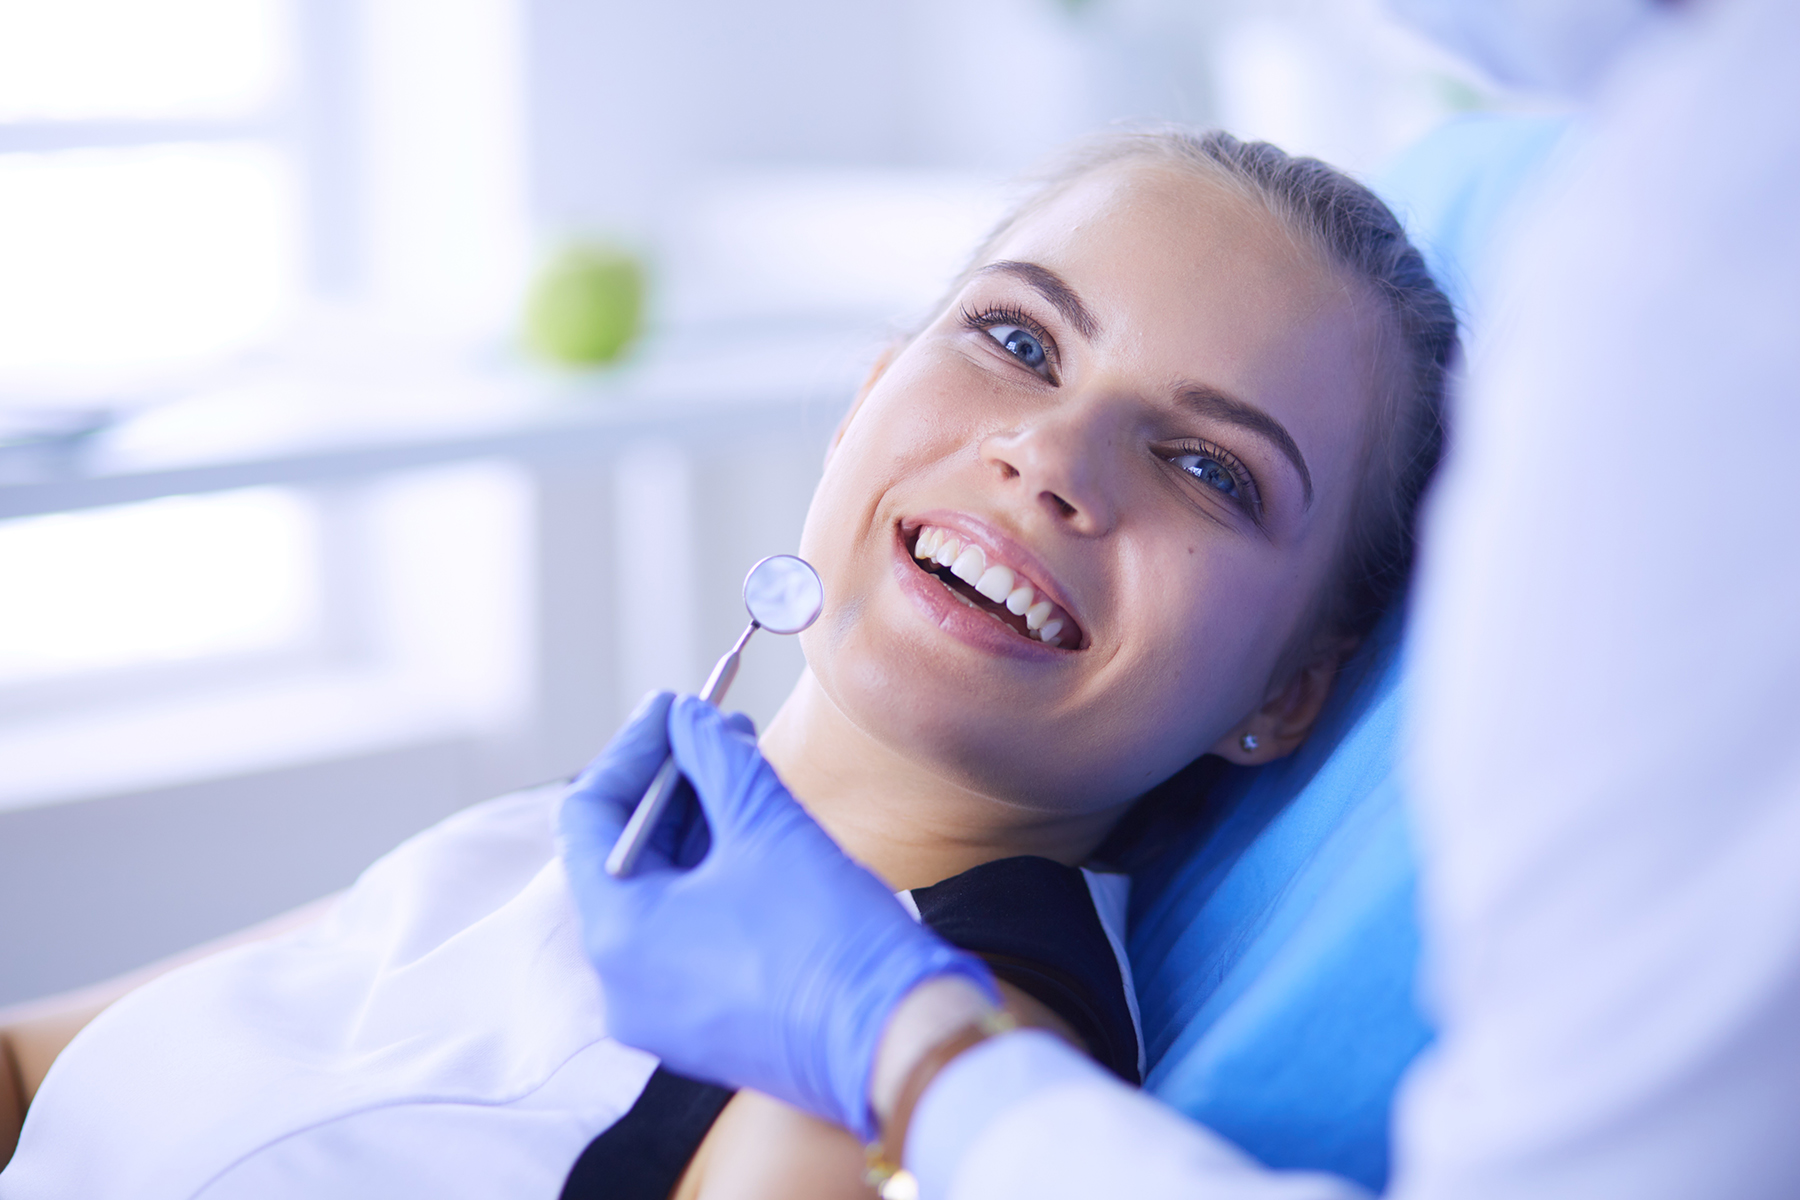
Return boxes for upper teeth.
[950,545,986,585]
[912,525,1070,646]
[975,565,1015,603]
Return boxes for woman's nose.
[980,408,1120,536]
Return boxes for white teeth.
[914,526,1075,647]
[975,565,1014,602]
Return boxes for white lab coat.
[907,0,1800,1195]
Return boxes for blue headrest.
[1374,112,1572,321]
[1129,615,1424,1190]
[1126,114,1569,1193]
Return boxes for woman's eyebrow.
[976,261,1101,341]
[1177,383,1315,509]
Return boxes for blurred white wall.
[0,0,1516,1006]
[522,0,1499,327]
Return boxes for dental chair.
[1125,113,1570,1192]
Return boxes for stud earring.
[1240,733,1259,752]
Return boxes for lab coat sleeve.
[909,1032,1369,1200]
[1392,1,1800,1198]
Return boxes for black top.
[561,855,1139,1200]
[908,856,1139,1084]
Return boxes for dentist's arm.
[868,983,1365,1199]
[557,694,1364,1198]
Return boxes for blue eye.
[986,324,1046,371]
[1173,453,1240,498]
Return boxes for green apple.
[525,241,645,366]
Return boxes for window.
[0,1,313,689]
[0,488,319,686]
[0,0,300,397]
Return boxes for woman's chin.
[791,534,1130,807]
[801,622,1094,806]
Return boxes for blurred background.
[0,0,1530,1004]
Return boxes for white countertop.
[0,321,877,520]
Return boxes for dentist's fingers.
[668,695,796,838]
[571,691,677,796]
[560,691,680,882]
[559,784,676,945]
[558,780,629,882]
[565,697,763,884]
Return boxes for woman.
[0,130,1455,1199]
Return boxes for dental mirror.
[605,554,823,877]
[742,552,825,634]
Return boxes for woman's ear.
[826,343,899,465]
[1210,649,1347,766]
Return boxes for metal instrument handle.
[604,621,758,878]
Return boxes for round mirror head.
[743,554,823,635]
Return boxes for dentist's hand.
[558,692,997,1140]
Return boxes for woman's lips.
[890,516,1085,656]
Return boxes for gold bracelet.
[863,1008,1018,1200]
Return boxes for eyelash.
[1166,439,1263,518]
[958,302,1262,522]
[959,303,1059,380]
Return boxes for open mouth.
[905,524,1083,649]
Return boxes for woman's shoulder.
[320,778,569,951]
[902,856,1143,1084]
[358,778,569,897]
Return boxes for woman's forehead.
[970,160,1384,516]
[991,164,1372,382]
[988,162,1345,327]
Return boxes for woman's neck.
[756,670,1128,891]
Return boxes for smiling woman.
[928,132,1450,676]
[773,132,1454,870]
[1,130,1456,1200]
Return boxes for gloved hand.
[558,692,997,1140]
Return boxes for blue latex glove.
[559,692,998,1140]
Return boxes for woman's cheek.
[1128,559,1259,725]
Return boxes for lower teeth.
[935,573,1041,639]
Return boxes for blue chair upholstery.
[1125,114,1570,1193]
[1129,617,1423,1191]
[1373,112,1572,319]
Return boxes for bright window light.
[0,143,300,394]
[0,0,285,122]
[0,488,318,684]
